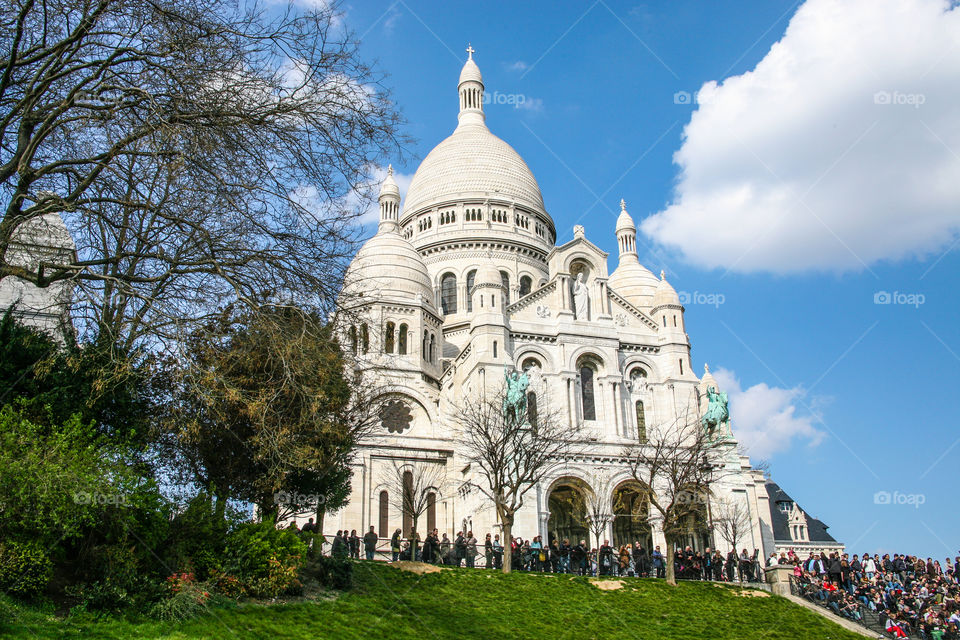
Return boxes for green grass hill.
[1,561,866,639]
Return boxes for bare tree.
[623,412,729,585]
[382,460,450,562]
[583,479,611,553]
[0,0,402,352]
[712,496,752,584]
[453,381,588,573]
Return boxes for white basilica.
[327,50,837,557]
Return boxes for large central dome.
[401,122,546,216]
[400,49,547,220]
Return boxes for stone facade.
[316,50,831,558]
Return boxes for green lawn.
[1,562,865,639]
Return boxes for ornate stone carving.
[573,272,589,320]
[614,313,628,326]
[381,399,413,434]
[536,304,551,318]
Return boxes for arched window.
[519,275,532,297]
[398,324,408,355]
[579,364,596,421]
[493,340,498,358]
[402,471,413,536]
[385,321,395,353]
[527,391,538,430]
[422,332,428,359]
[440,273,457,314]
[466,270,476,312]
[427,492,436,532]
[349,326,357,354]
[379,490,389,537]
[635,400,647,443]
[499,271,510,304]
[360,323,369,354]
[429,334,435,363]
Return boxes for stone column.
[611,382,621,436]
[566,376,577,428]
[539,510,551,542]
[649,515,667,552]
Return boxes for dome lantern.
[615,198,638,264]
[378,165,401,233]
[458,44,485,127]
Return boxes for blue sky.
[332,0,960,558]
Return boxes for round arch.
[513,344,554,372]
[569,346,607,373]
[610,480,653,551]
[545,475,594,547]
[562,252,598,276]
[621,354,660,382]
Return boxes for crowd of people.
[788,550,960,639]
[293,520,764,582]
[292,520,958,637]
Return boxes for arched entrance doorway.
[547,479,591,546]
[611,481,653,551]
[677,501,712,552]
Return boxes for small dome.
[379,165,400,199]
[474,261,501,287]
[652,270,681,308]
[459,57,482,86]
[615,199,635,232]
[700,363,720,391]
[608,261,659,308]
[342,230,433,305]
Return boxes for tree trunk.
[411,516,419,562]
[665,537,677,586]
[501,516,513,574]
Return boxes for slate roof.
[765,481,837,543]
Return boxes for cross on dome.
[466,44,475,59]
[620,198,627,211]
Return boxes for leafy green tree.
[0,309,155,450]
[167,306,377,524]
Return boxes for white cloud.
[506,61,529,72]
[642,0,960,273]
[712,367,824,459]
[517,97,544,112]
[381,5,402,34]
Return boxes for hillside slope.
[2,562,868,639]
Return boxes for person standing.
[465,531,478,568]
[440,533,451,565]
[390,528,402,562]
[572,540,587,576]
[712,550,724,581]
[454,531,466,567]
[530,536,543,572]
[363,526,378,561]
[349,529,360,559]
[492,534,503,569]
[559,538,571,574]
[484,533,493,569]
[726,550,737,581]
[652,546,665,579]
